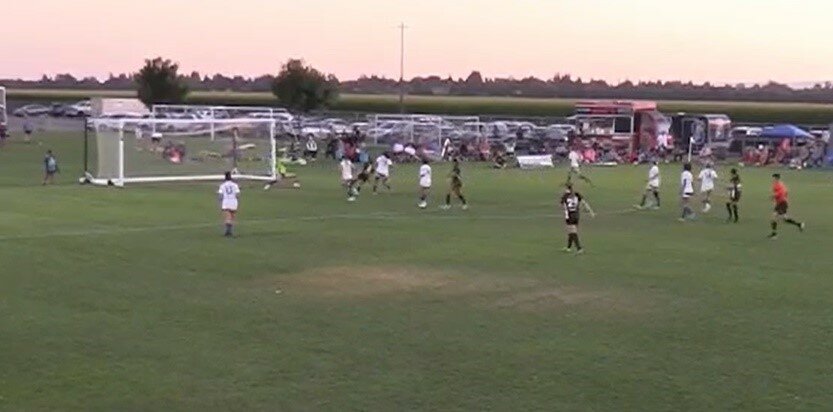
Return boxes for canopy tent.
[759,124,813,139]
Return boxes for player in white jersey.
[636,160,661,209]
[340,157,357,202]
[372,152,393,194]
[567,149,593,186]
[697,163,719,213]
[218,172,241,237]
[418,158,432,209]
[679,163,695,221]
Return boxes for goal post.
[81,117,277,186]
[0,86,7,127]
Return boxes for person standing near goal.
[418,158,432,209]
[218,172,241,237]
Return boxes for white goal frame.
[0,86,7,126]
[83,117,277,187]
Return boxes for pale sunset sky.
[2,0,832,84]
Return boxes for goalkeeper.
[263,157,300,190]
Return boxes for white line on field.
[0,208,637,242]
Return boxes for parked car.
[321,118,350,135]
[65,100,92,117]
[300,122,333,140]
[49,103,70,117]
[13,104,51,117]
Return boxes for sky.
[2,0,833,84]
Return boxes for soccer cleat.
[678,217,687,222]
[575,248,585,255]
[440,204,451,210]
[768,233,778,240]
[562,247,572,253]
[461,204,469,210]
[347,196,356,202]
[418,201,427,209]
[633,204,644,210]
[799,222,806,232]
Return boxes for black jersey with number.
[560,192,583,224]
[729,174,742,201]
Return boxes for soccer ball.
[418,201,428,209]
[292,182,301,188]
[297,158,308,166]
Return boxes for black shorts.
[729,190,741,202]
[775,201,788,215]
[357,172,370,182]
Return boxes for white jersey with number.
[698,168,718,192]
[569,151,581,169]
[681,171,694,196]
[218,181,240,211]
[340,159,353,180]
[419,164,432,188]
[648,165,661,188]
[375,155,393,177]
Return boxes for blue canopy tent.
[759,124,813,140]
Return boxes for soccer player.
[725,168,742,223]
[340,157,357,202]
[697,162,718,213]
[679,163,695,221]
[636,160,661,209]
[373,152,393,194]
[218,172,241,237]
[561,183,595,254]
[769,173,805,239]
[43,150,59,185]
[418,158,432,209]
[263,158,300,190]
[442,158,468,210]
[567,148,593,186]
[355,161,373,193]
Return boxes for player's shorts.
[222,202,238,212]
[682,191,694,199]
[729,189,741,202]
[647,183,659,191]
[775,201,788,215]
[375,172,388,179]
[358,172,370,182]
[564,212,579,226]
[420,184,431,190]
[701,186,714,194]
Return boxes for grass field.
[2,132,833,410]
[9,88,833,124]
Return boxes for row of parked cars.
[13,100,92,118]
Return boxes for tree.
[271,59,339,112]
[135,57,189,108]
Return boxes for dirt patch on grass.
[267,265,650,314]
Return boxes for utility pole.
[398,23,407,114]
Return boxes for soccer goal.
[82,117,277,186]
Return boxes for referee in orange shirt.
[769,173,805,239]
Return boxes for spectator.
[304,136,318,160]
[43,150,59,185]
[23,116,34,143]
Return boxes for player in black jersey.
[725,168,742,223]
[441,158,468,210]
[355,161,373,193]
[560,183,595,254]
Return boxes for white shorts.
[420,184,431,190]
[647,184,659,190]
[701,186,714,193]
[222,201,238,211]
[376,172,389,179]
[682,192,694,199]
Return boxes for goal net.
[83,118,277,186]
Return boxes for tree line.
[6,59,833,107]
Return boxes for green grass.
[9,88,833,124]
[2,133,833,410]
